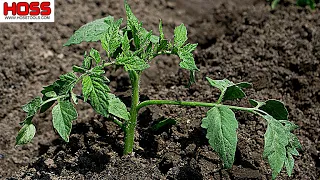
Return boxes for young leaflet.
[16,1,301,179]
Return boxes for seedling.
[16,1,301,179]
[269,0,319,9]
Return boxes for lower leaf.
[52,101,78,142]
[201,106,238,168]
[16,123,36,145]
[263,116,289,179]
[107,93,130,121]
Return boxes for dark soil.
[0,0,319,179]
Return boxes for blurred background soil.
[0,0,319,179]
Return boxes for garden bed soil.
[0,0,319,179]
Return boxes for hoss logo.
[4,2,51,16]
[0,0,54,22]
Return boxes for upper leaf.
[82,73,110,117]
[178,50,199,71]
[174,24,187,48]
[64,16,114,46]
[89,48,101,64]
[157,20,170,52]
[16,123,36,145]
[82,51,92,70]
[107,93,130,121]
[206,78,252,101]
[52,100,78,142]
[101,17,123,57]
[207,78,233,91]
[122,32,131,56]
[125,1,141,32]
[201,106,238,169]
[53,72,78,95]
[125,1,143,49]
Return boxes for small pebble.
[0,154,4,159]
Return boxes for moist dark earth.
[0,0,319,179]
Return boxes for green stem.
[109,116,124,130]
[123,71,140,155]
[41,94,69,106]
[216,90,226,104]
[137,99,256,113]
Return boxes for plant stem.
[137,99,256,113]
[216,90,226,104]
[41,94,69,106]
[109,116,124,130]
[123,71,140,155]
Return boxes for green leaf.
[89,48,101,64]
[178,50,199,71]
[181,43,197,53]
[82,52,92,69]
[159,19,164,41]
[288,133,302,151]
[125,1,141,32]
[271,0,280,9]
[157,39,169,52]
[236,82,252,89]
[22,97,42,116]
[16,123,36,145]
[22,97,42,124]
[52,100,78,142]
[125,1,142,49]
[101,18,123,57]
[82,75,93,102]
[206,78,233,91]
[279,120,299,132]
[53,72,78,95]
[107,93,130,121]
[73,65,87,73]
[45,91,57,98]
[285,148,295,176]
[249,99,265,108]
[139,30,153,52]
[150,35,159,44]
[263,116,289,179]
[297,0,316,9]
[122,32,131,56]
[260,100,288,120]
[64,16,114,46]
[201,106,238,169]
[91,65,106,76]
[116,55,150,71]
[174,24,187,48]
[223,85,246,101]
[40,85,56,113]
[206,78,251,101]
[82,74,110,117]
